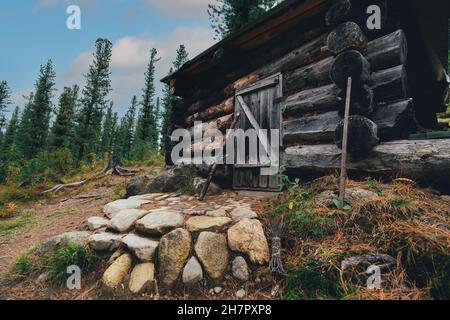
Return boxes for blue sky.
[0,0,216,118]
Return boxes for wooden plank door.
[232,73,282,191]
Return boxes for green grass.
[0,211,37,237]
[6,241,100,285]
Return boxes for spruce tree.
[208,0,278,39]
[0,81,11,131]
[1,106,19,160]
[19,60,56,158]
[135,48,160,152]
[160,45,190,154]
[75,38,113,162]
[49,85,78,150]
[16,92,35,157]
[116,96,137,160]
[99,102,116,156]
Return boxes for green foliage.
[208,0,279,39]
[115,96,138,160]
[75,38,113,162]
[364,177,383,195]
[284,263,343,300]
[1,106,19,161]
[135,48,161,152]
[0,80,11,130]
[99,102,117,156]
[269,173,342,238]
[7,242,99,285]
[48,86,78,150]
[18,60,56,158]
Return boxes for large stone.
[126,175,154,197]
[182,257,203,286]
[186,216,232,232]
[103,199,150,218]
[87,217,109,231]
[135,210,184,236]
[230,207,258,221]
[228,219,270,265]
[102,253,132,290]
[232,256,250,282]
[89,233,123,252]
[192,177,222,196]
[143,165,198,194]
[38,231,91,254]
[195,232,228,282]
[107,209,149,233]
[158,228,191,289]
[122,234,159,262]
[129,263,155,294]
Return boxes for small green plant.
[270,172,337,238]
[331,199,352,212]
[364,177,383,195]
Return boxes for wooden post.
[339,77,352,210]
[198,112,241,201]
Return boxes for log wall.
[164,0,444,186]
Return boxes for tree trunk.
[282,139,450,191]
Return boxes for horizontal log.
[284,29,408,95]
[371,98,417,140]
[283,99,417,143]
[185,98,234,126]
[282,139,450,191]
[282,84,341,117]
[371,65,409,104]
[281,64,407,118]
[188,114,233,135]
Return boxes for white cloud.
[59,26,215,116]
[148,0,211,19]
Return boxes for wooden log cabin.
[162,0,450,191]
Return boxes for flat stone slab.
[128,193,165,201]
[186,216,232,232]
[206,208,228,217]
[107,209,149,233]
[87,217,109,231]
[38,231,91,254]
[103,199,151,218]
[89,233,123,252]
[135,210,184,236]
[122,234,159,262]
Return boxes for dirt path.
[0,176,129,277]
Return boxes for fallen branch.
[42,180,87,194]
